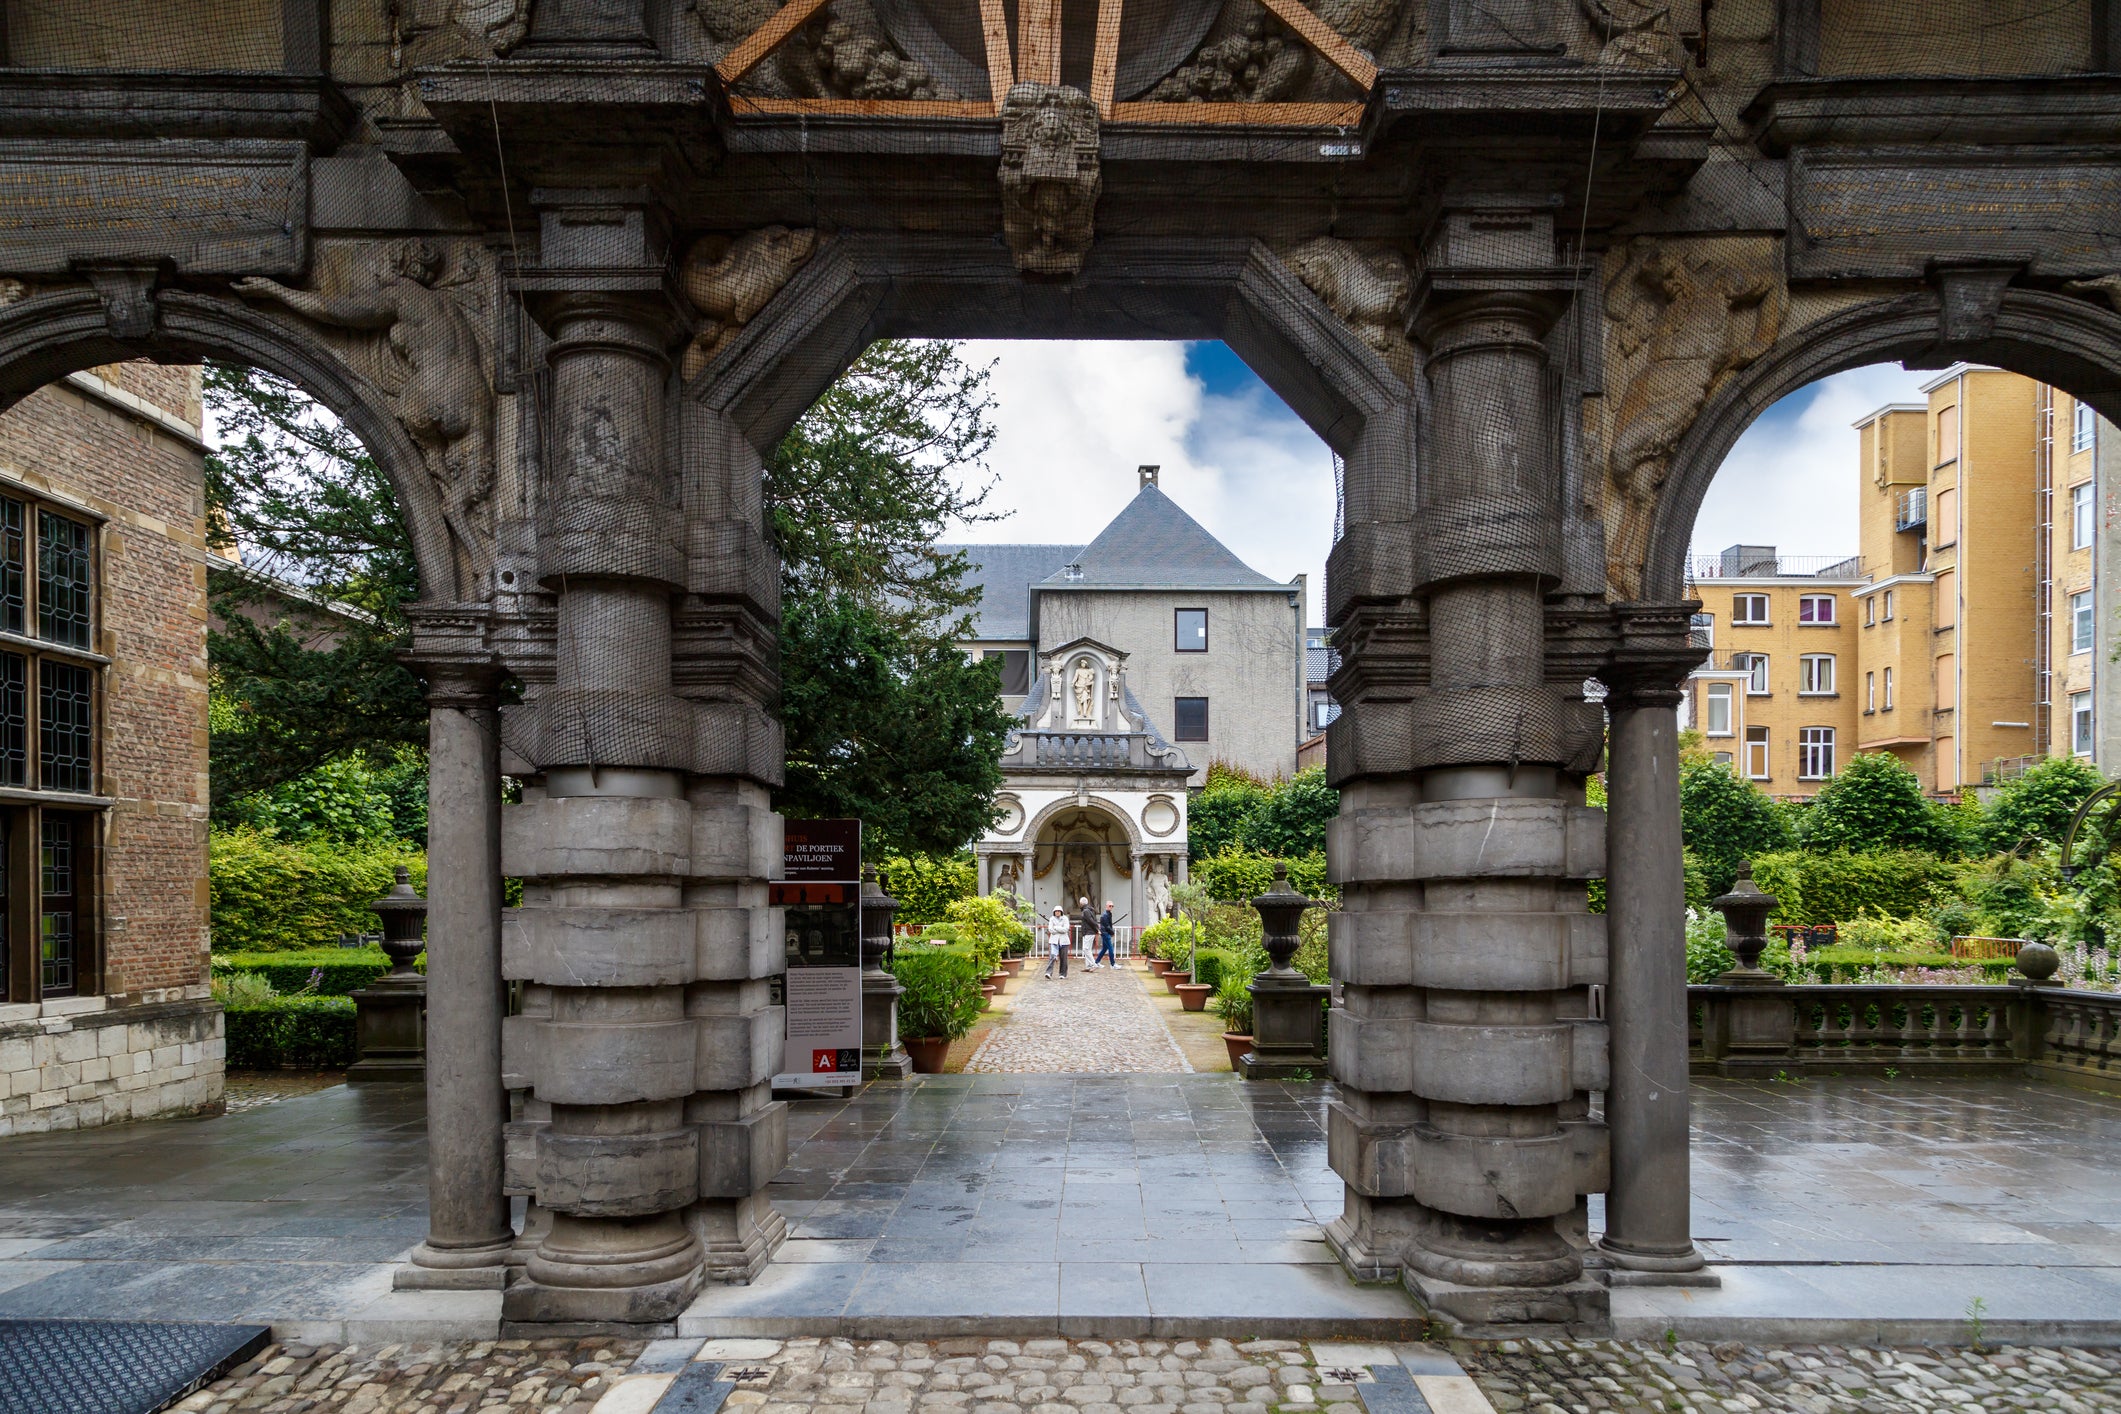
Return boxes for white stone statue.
[1144,856,1173,921]
[1072,660,1097,724]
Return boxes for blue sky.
[951,341,1933,611]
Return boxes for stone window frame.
[0,482,109,1007]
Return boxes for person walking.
[1077,897,1099,970]
[1043,906,1071,979]
[1094,900,1118,970]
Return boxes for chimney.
[1138,464,1159,490]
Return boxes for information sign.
[774,818,864,1088]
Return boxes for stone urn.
[1174,981,1212,1011]
[348,865,428,1084]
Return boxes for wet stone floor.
[169,1335,2121,1414]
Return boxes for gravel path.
[965,963,1193,1074]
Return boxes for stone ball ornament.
[2014,940,2061,983]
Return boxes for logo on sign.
[812,1049,838,1073]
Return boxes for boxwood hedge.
[223,995,358,1069]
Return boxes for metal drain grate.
[0,1319,271,1414]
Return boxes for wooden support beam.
[1110,100,1365,126]
[1090,0,1126,117]
[980,0,1016,107]
[1017,0,1063,86]
[716,0,835,87]
[1254,0,1377,91]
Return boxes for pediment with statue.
[1002,637,1191,773]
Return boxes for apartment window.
[1882,589,1895,622]
[1864,596,1876,627]
[1704,682,1734,736]
[1798,727,1836,781]
[2073,691,2095,756]
[1712,751,1734,767]
[2074,481,2096,550]
[1933,486,1957,547]
[1865,671,1876,713]
[989,649,1031,695]
[1800,654,1835,695]
[1174,609,1208,652]
[2075,398,2097,454]
[1883,666,1894,709]
[1732,593,1769,625]
[1735,653,1769,695]
[1173,696,1209,741]
[1744,726,1769,780]
[1689,612,1714,648]
[1314,699,1340,731]
[1937,403,1959,465]
[2072,590,2094,654]
[1798,594,1836,625]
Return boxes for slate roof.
[1306,644,1339,684]
[948,543,1082,640]
[1041,484,1283,590]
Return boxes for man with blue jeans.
[1094,901,1117,970]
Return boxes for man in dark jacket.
[1078,898,1098,971]
[1094,901,1118,970]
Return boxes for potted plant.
[1141,919,1176,975]
[1173,977,1213,1011]
[890,947,984,1073]
[1213,972,1254,1070]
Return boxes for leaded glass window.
[38,661,92,794]
[0,499,24,637]
[37,510,91,648]
[39,815,74,996]
[0,653,24,789]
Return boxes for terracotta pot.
[1147,958,1173,977]
[979,984,996,1010]
[1163,970,1191,995]
[1000,957,1026,976]
[905,1035,951,1074]
[1175,982,1212,1012]
[987,970,1011,996]
[1223,1033,1253,1070]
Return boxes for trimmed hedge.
[889,946,985,1041]
[1747,849,1961,927]
[210,828,427,953]
[224,996,358,1069]
[1803,947,2015,983]
[1189,947,1238,991]
[211,947,424,997]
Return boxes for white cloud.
[949,341,1337,614]
[1690,363,1935,559]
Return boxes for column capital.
[1603,600,1707,708]
[421,660,505,711]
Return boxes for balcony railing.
[1687,553,1866,580]
[1895,486,1928,531]
[1688,983,2120,1089]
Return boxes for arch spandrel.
[0,278,473,604]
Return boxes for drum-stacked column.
[502,193,785,1324]
[1325,211,1608,1333]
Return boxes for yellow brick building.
[1684,366,2110,798]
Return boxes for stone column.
[400,662,513,1288]
[500,189,786,1325]
[1598,620,1710,1283]
[1324,208,1607,1334]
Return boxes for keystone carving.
[234,239,499,590]
[0,278,28,308]
[2066,274,2121,315]
[1279,237,1414,384]
[677,227,820,381]
[1576,0,1673,66]
[1595,235,1786,597]
[999,84,1102,278]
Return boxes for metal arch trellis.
[2056,781,2121,886]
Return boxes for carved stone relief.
[392,0,532,67]
[1148,0,1396,103]
[0,279,29,308]
[233,238,501,591]
[1278,236,1415,384]
[700,0,956,100]
[2066,275,2121,316]
[999,85,1102,278]
[1591,235,1787,596]
[677,227,821,380]
[1576,0,1674,66]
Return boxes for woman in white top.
[1043,906,1072,979]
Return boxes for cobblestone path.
[173,1334,2121,1414]
[1457,1338,2121,1412]
[964,964,1192,1074]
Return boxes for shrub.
[1239,766,1337,856]
[1138,917,1179,961]
[1797,753,1963,855]
[1190,947,1238,991]
[1834,912,1937,953]
[1747,849,1960,926]
[223,995,358,1069]
[1679,762,1794,897]
[1290,907,1328,983]
[943,894,1030,969]
[1191,847,1332,904]
[211,948,414,996]
[877,852,976,925]
[1189,781,1268,861]
[1981,755,2104,853]
[1685,908,1735,982]
[1212,972,1254,1034]
[209,828,426,953]
[890,947,985,1040]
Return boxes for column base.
[395,1237,515,1291]
[1597,1237,1721,1287]
[1239,1051,1328,1079]
[1405,1269,1610,1338]
[503,1213,705,1325]
[1322,1198,1412,1283]
[866,1050,913,1080]
[689,1193,789,1283]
